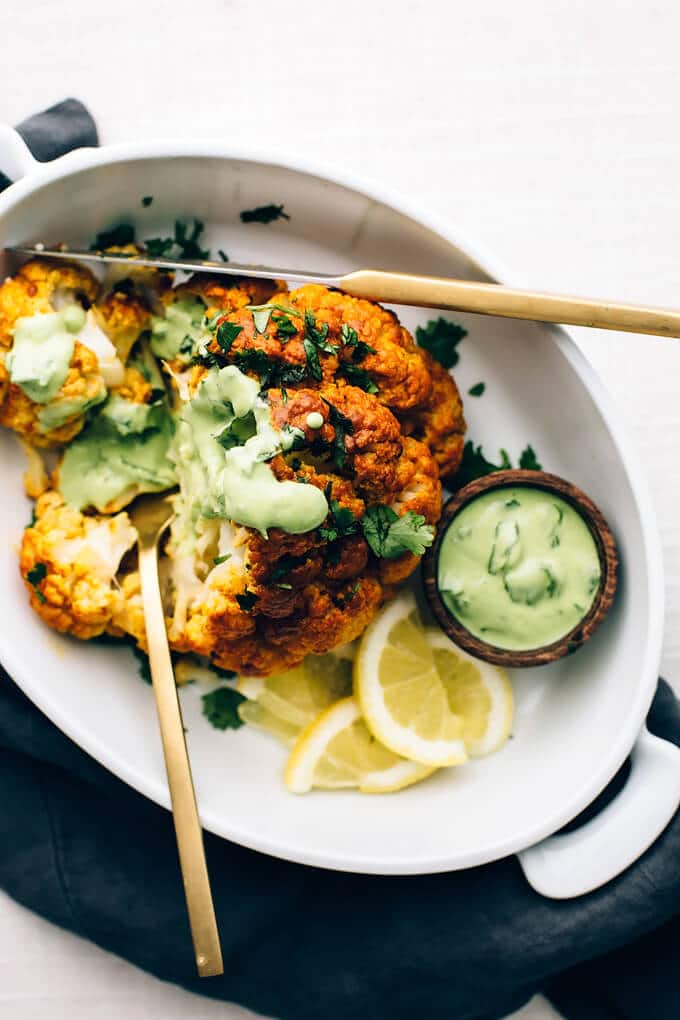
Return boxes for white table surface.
[0,0,678,1016]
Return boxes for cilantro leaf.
[319,499,359,543]
[303,337,323,381]
[415,317,467,368]
[201,687,246,730]
[519,444,542,471]
[131,645,152,684]
[468,382,485,397]
[455,442,512,487]
[333,581,360,608]
[240,203,290,224]
[361,506,434,559]
[216,321,243,352]
[26,561,47,603]
[141,196,153,207]
[339,362,379,394]
[236,589,259,612]
[218,249,229,262]
[91,223,136,250]
[213,554,231,565]
[324,400,354,470]
[143,217,210,259]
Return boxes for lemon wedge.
[237,653,352,744]
[284,696,435,794]
[426,629,514,756]
[355,591,468,767]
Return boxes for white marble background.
[0,0,678,1016]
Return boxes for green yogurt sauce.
[7,305,86,403]
[173,365,328,536]
[438,486,602,650]
[150,298,208,362]
[59,395,176,511]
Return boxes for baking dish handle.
[0,125,40,181]
[518,726,680,898]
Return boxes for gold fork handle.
[138,544,224,978]
[340,269,680,339]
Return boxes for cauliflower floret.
[93,286,153,364]
[0,260,110,446]
[20,490,138,640]
[1,339,107,447]
[399,353,466,477]
[0,260,99,349]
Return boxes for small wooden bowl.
[422,469,619,668]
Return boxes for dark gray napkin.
[0,102,678,1020]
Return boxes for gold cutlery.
[9,244,680,339]
[128,492,223,978]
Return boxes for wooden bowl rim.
[422,469,619,668]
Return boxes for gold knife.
[8,244,680,339]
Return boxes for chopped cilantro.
[144,234,174,256]
[519,445,542,471]
[240,203,290,224]
[361,506,434,559]
[201,686,246,730]
[333,581,360,608]
[415,317,467,369]
[468,382,486,397]
[303,337,322,381]
[218,249,229,262]
[272,313,298,338]
[25,507,37,529]
[324,400,354,470]
[131,645,152,685]
[26,561,47,603]
[173,218,210,259]
[271,553,308,582]
[341,324,376,362]
[216,321,243,352]
[236,589,259,612]
[213,554,232,565]
[339,362,379,394]
[291,457,301,471]
[143,218,210,260]
[454,441,542,487]
[304,310,335,352]
[319,499,359,543]
[141,196,153,207]
[91,222,136,250]
[455,442,512,487]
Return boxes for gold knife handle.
[138,544,223,978]
[340,269,680,339]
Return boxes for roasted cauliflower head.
[15,273,467,677]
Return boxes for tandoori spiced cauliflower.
[17,264,466,676]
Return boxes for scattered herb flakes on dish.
[26,561,47,603]
[141,196,154,207]
[320,500,359,543]
[90,222,136,250]
[415,317,468,369]
[202,686,246,730]
[218,249,229,262]
[333,581,360,608]
[213,554,232,566]
[143,218,210,259]
[361,506,434,559]
[131,645,152,685]
[468,382,486,397]
[240,203,290,224]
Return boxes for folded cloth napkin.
[0,102,678,1020]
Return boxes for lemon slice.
[426,629,514,757]
[284,697,435,794]
[237,653,352,742]
[355,592,467,767]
